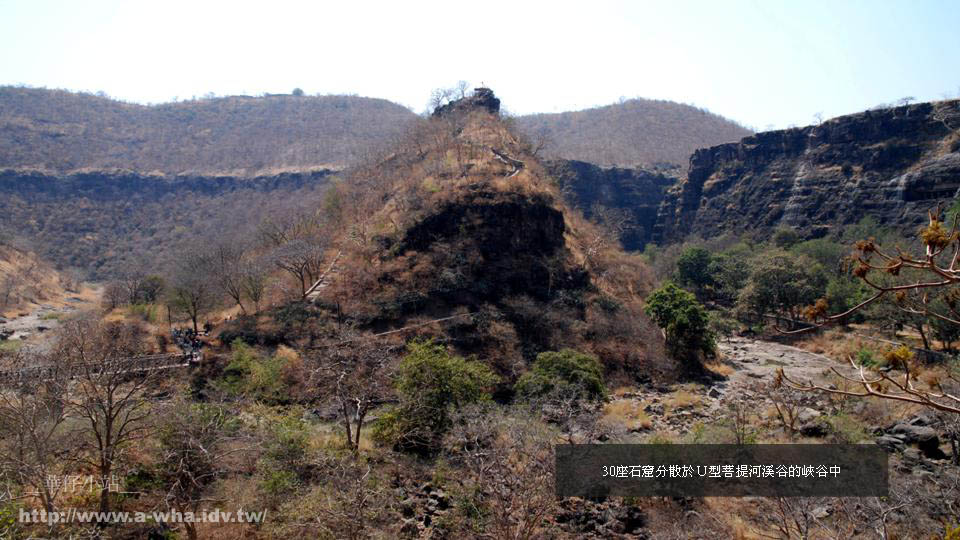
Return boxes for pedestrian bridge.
[0,351,198,387]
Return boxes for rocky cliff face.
[544,160,679,250]
[654,100,960,243]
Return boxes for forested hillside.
[0,168,333,278]
[1,87,751,174]
[0,86,417,173]
[516,98,752,167]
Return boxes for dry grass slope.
[516,97,753,167]
[0,86,417,174]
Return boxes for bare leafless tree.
[0,350,73,513]
[763,384,804,439]
[240,258,269,313]
[101,281,127,311]
[157,397,247,540]
[311,333,397,450]
[168,249,218,333]
[54,318,158,515]
[780,209,960,413]
[1,274,23,309]
[211,241,247,314]
[771,497,833,539]
[272,239,327,299]
[311,455,388,540]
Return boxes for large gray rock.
[797,407,821,424]
[889,423,946,459]
[876,435,906,453]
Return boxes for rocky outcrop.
[875,413,950,460]
[544,160,679,250]
[654,100,960,243]
[431,87,500,117]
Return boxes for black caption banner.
[555,444,888,497]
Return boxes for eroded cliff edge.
[654,99,960,243]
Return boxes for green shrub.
[772,227,800,249]
[128,303,161,323]
[855,347,878,367]
[258,414,309,505]
[217,339,256,395]
[675,246,714,293]
[826,412,869,443]
[247,354,288,403]
[372,340,497,453]
[217,340,295,403]
[735,251,827,324]
[0,501,20,538]
[824,277,869,320]
[514,349,606,402]
[708,253,749,304]
[644,282,715,371]
[260,469,298,500]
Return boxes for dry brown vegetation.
[1,87,752,176]
[0,243,81,317]
[308,104,670,381]
[0,169,332,279]
[0,86,417,174]
[516,97,752,167]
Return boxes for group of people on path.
[171,322,212,360]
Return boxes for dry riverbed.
[0,285,101,353]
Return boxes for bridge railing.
[0,352,195,386]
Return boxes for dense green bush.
[675,246,715,293]
[216,340,299,404]
[644,282,715,371]
[514,349,607,402]
[735,251,826,324]
[372,340,498,453]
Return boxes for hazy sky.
[1,0,958,129]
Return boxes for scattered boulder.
[887,423,947,460]
[907,413,936,427]
[876,435,906,453]
[707,386,723,399]
[795,408,830,437]
[799,419,831,438]
[556,498,648,538]
[643,403,664,416]
[796,407,821,424]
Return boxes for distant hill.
[0,86,417,174]
[1,88,751,174]
[516,98,752,167]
